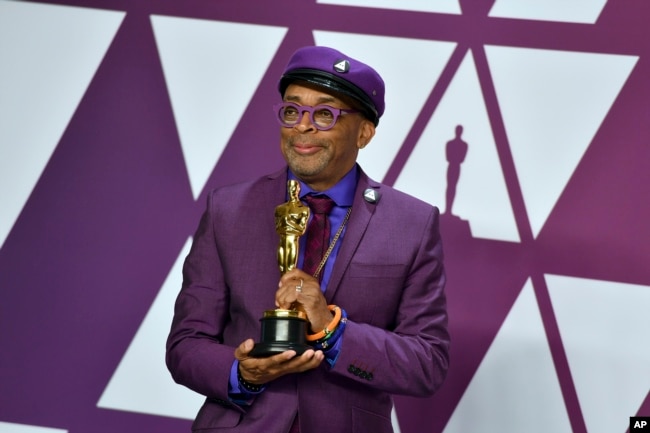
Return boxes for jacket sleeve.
[165,191,239,405]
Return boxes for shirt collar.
[288,164,358,207]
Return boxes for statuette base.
[250,310,310,357]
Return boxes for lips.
[292,143,322,155]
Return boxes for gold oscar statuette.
[249,180,312,357]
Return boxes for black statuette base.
[249,315,310,357]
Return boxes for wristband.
[312,308,347,350]
[237,367,264,393]
[306,305,341,341]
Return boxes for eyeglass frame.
[273,102,360,131]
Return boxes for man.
[166,46,450,433]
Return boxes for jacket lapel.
[324,170,381,302]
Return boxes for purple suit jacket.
[166,166,449,433]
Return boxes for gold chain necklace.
[312,207,352,280]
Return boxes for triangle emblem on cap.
[333,59,350,73]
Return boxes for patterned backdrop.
[1,1,649,432]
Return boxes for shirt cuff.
[323,333,344,367]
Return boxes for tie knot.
[304,195,335,215]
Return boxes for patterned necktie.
[302,195,335,280]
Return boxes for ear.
[357,120,376,149]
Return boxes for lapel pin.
[363,188,380,204]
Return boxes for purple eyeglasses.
[273,102,359,131]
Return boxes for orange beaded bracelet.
[306,305,341,342]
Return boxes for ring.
[295,278,303,292]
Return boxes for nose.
[294,111,316,133]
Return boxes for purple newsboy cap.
[279,46,385,126]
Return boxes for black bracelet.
[237,367,263,393]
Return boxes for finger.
[238,348,299,384]
[266,349,312,369]
[273,349,299,363]
[276,291,298,309]
[279,270,320,294]
[234,339,255,361]
[283,272,318,293]
[258,349,324,381]
[253,351,304,382]
[275,280,302,309]
[279,268,306,285]
[291,350,324,373]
